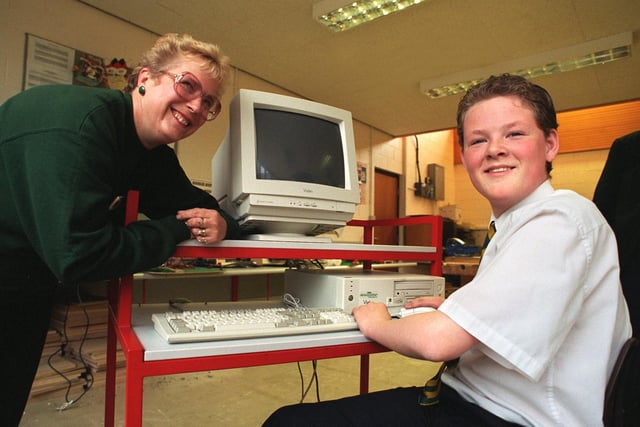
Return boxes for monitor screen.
[254,108,345,188]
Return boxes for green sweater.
[0,84,239,283]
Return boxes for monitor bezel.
[211,88,360,237]
[232,89,359,204]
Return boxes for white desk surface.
[179,239,436,254]
[132,304,373,362]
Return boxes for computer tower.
[284,269,445,315]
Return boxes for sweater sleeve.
[1,129,193,283]
[132,145,241,241]
[1,86,239,283]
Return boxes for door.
[374,169,399,245]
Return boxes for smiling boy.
[263,74,631,426]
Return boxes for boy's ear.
[545,129,560,162]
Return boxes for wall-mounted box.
[427,163,444,200]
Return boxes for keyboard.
[152,304,358,344]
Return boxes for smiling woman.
[0,32,240,427]
[123,33,229,149]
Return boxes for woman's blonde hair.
[124,33,230,95]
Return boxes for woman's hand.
[176,208,227,244]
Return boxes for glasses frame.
[163,71,222,121]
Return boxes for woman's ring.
[198,229,206,237]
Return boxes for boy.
[263,74,631,426]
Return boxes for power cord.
[47,283,94,411]
[297,360,320,403]
[283,293,302,308]
[284,259,325,270]
[284,292,321,402]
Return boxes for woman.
[0,33,239,426]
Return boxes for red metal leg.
[105,279,118,427]
[104,326,117,426]
[123,341,145,426]
[359,354,370,394]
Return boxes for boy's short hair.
[456,74,559,146]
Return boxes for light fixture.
[420,32,633,99]
[313,0,427,32]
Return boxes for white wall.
[0,0,463,243]
[0,0,156,102]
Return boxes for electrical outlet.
[414,182,430,198]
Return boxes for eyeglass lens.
[171,72,221,121]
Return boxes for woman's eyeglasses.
[163,71,221,121]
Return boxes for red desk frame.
[104,191,443,426]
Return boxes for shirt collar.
[491,180,554,230]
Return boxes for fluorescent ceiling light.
[313,0,427,32]
[420,32,633,99]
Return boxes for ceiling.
[80,0,640,137]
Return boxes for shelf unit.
[104,191,443,426]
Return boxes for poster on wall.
[23,34,131,91]
[23,34,75,89]
[72,51,108,88]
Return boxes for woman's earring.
[138,85,146,95]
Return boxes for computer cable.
[47,283,94,411]
[283,293,302,308]
[297,359,320,403]
[309,259,325,269]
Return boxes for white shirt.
[440,180,631,426]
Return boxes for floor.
[21,352,441,426]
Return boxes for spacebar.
[214,322,276,331]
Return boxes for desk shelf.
[105,191,443,426]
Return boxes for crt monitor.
[211,89,360,241]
